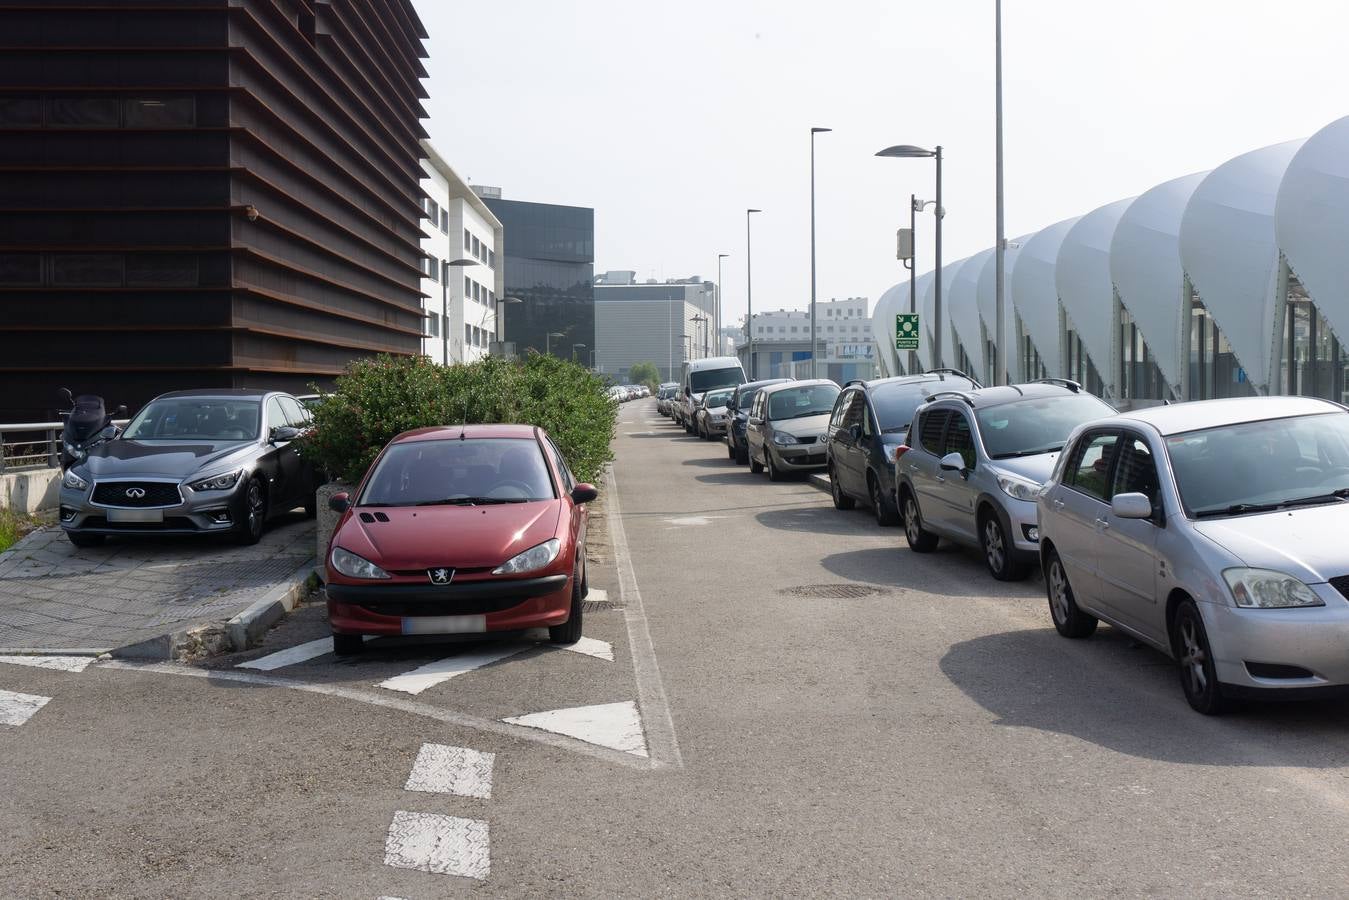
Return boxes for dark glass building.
[481,195,594,359]
[0,0,430,420]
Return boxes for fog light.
[1022,524,1039,542]
[59,506,77,522]
[210,510,232,524]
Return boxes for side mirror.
[1111,492,1154,520]
[115,404,128,417]
[939,451,967,473]
[847,423,862,441]
[328,491,350,513]
[270,425,301,443]
[571,483,598,504]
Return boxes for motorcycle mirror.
[60,387,73,404]
[115,404,128,416]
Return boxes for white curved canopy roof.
[873,280,907,376]
[1111,172,1208,395]
[950,249,992,379]
[1277,116,1349,347]
[1056,198,1135,395]
[939,258,970,372]
[1181,140,1303,392]
[1010,217,1078,378]
[976,234,1033,381]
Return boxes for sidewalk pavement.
[0,516,315,655]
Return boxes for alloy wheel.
[904,498,921,544]
[983,519,1005,575]
[1179,617,1208,696]
[1049,560,1070,625]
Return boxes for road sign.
[895,313,920,351]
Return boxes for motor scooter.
[58,388,125,470]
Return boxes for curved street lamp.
[876,145,943,369]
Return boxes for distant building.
[480,191,594,361]
[420,145,503,365]
[737,297,875,380]
[593,272,718,382]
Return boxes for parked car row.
[608,384,651,403]
[653,365,1349,715]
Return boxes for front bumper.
[59,478,245,535]
[705,418,728,435]
[1000,496,1041,555]
[772,443,827,470]
[1206,586,1349,690]
[326,573,572,636]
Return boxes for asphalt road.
[6,398,1349,897]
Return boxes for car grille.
[91,481,182,508]
[1330,576,1349,602]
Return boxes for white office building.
[419,141,504,365]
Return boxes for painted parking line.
[0,689,52,726]
[503,700,648,758]
[236,638,333,671]
[405,743,494,799]
[384,810,490,880]
[378,645,527,695]
[0,655,96,673]
[555,636,614,662]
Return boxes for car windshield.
[704,390,733,408]
[870,382,971,433]
[976,394,1113,459]
[690,366,744,393]
[122,398,261,442]
[359,438,556,506]
[1167,412,1349,517]
[768,384,840,421]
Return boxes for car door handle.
[935,475,946,484]
[1051,499,1065,510]
[1094,516,1110,530]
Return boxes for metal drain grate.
[582,588,622,613]
[780,584,887,599]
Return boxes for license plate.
[401,615,486,635]
[107,508,164,524]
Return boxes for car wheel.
[233,477,266,545]
[766,448,786,482]
[869,472,900,526]
[332,632,364,657]
[830,464,856,510]
[699,422,709,440]
[901,491,939,552]
[1173,598,1230,715]
[749,448,764,474]
[66,531,105,549]
[303,488,318,519]
[1046,549,1098,639]
[549,567,584,645]
[727,439,736,460]
[980,511,1030,581]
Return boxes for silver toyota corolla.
[1038,396,1349,714]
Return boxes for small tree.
[628,361,660,392]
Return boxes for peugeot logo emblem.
[125,487,146,499]
[428,568,453,586]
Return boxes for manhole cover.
[780,584,887,599]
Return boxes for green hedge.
[301,353,617,484]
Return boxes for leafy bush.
[301,353,617,484]
[628,361,660,392]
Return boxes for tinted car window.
[870,383,943,434]
[279,396,310,428]
[545,437,575,491]
[944,414,976,469]
[690,366,744,393]
[767,384,840,421]
[123,398,261,443]
[1066,431,1119,501]
[1112,435,1160,508]
[840,391,866,429]
[976,394,1114,459]
[918,409,950,455]
[360,438,556,506]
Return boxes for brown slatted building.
[0,0,430,420]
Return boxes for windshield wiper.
[991,445,1063,460]
[881,425,908,435]
[1193,502,1281,518]
[1274,488,1349,509]
[415,496,527,506]
[785,410,828,420]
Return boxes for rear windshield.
[690,366,745,393]
[768,384,840,421]
[976,394,1115,459]
[869,383,961,433]
[360,438,556,506]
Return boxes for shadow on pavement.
[695,472,761,486]
[940,625,1349,766]
[819,546,1043,598]
[682,456,738,468]
[755,505,884,537]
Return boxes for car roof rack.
[918,367,983,388]
[923,389,977,407]
[1029,377,1081,393]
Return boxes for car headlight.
[995,473,1043,502]
[492,538,561,575]
[773,432,800,445]
[330,546,391,580]
[1223,568,1324,609]
[62,470,89,491]
[187,471,241,492]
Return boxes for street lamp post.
[810,127,831,379]
[746,208,761,378]
[545,331,565,357]
[994,0,1007,385]
[876,145,943,369]
[572,342,586,364]
[492,296,522,359]
[691,314,708,360]
[716,253,729,354]
[442,257,477,365]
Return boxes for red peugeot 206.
[323,424,596,655]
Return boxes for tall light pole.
[545,331,565,357]
[717,252,729,354]
[746,208,761,378]
[493,296,522,359]
[876,145,943,369]
[691,314,708,359]
[443,257,477,365]
[572,342,586,364]
[810,127,832,379]
[993,0,1007,385]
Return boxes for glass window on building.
[1283,267,1349,403]
[124,97,195,128]
[48,96,119,127]
[464,229,472,252]
[464,276,471,296]
[472,236,481,258]
[440,210,449,233]
[426,313,439,337]
[1187,288,1255,400]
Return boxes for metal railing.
[0,419,128,474]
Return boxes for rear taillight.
[893,444,911,462]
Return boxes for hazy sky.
[414,0,1349,328]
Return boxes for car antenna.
[459,397,468,440]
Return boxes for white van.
[678,356,747,434]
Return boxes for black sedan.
[58,389,319,547]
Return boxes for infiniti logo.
[125,487,146,499]
[428,568,453,586]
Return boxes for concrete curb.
[0,646,111,656]
[109,558,316,661]
[807,473,831,493]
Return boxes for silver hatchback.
[1038,396,1349,714]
